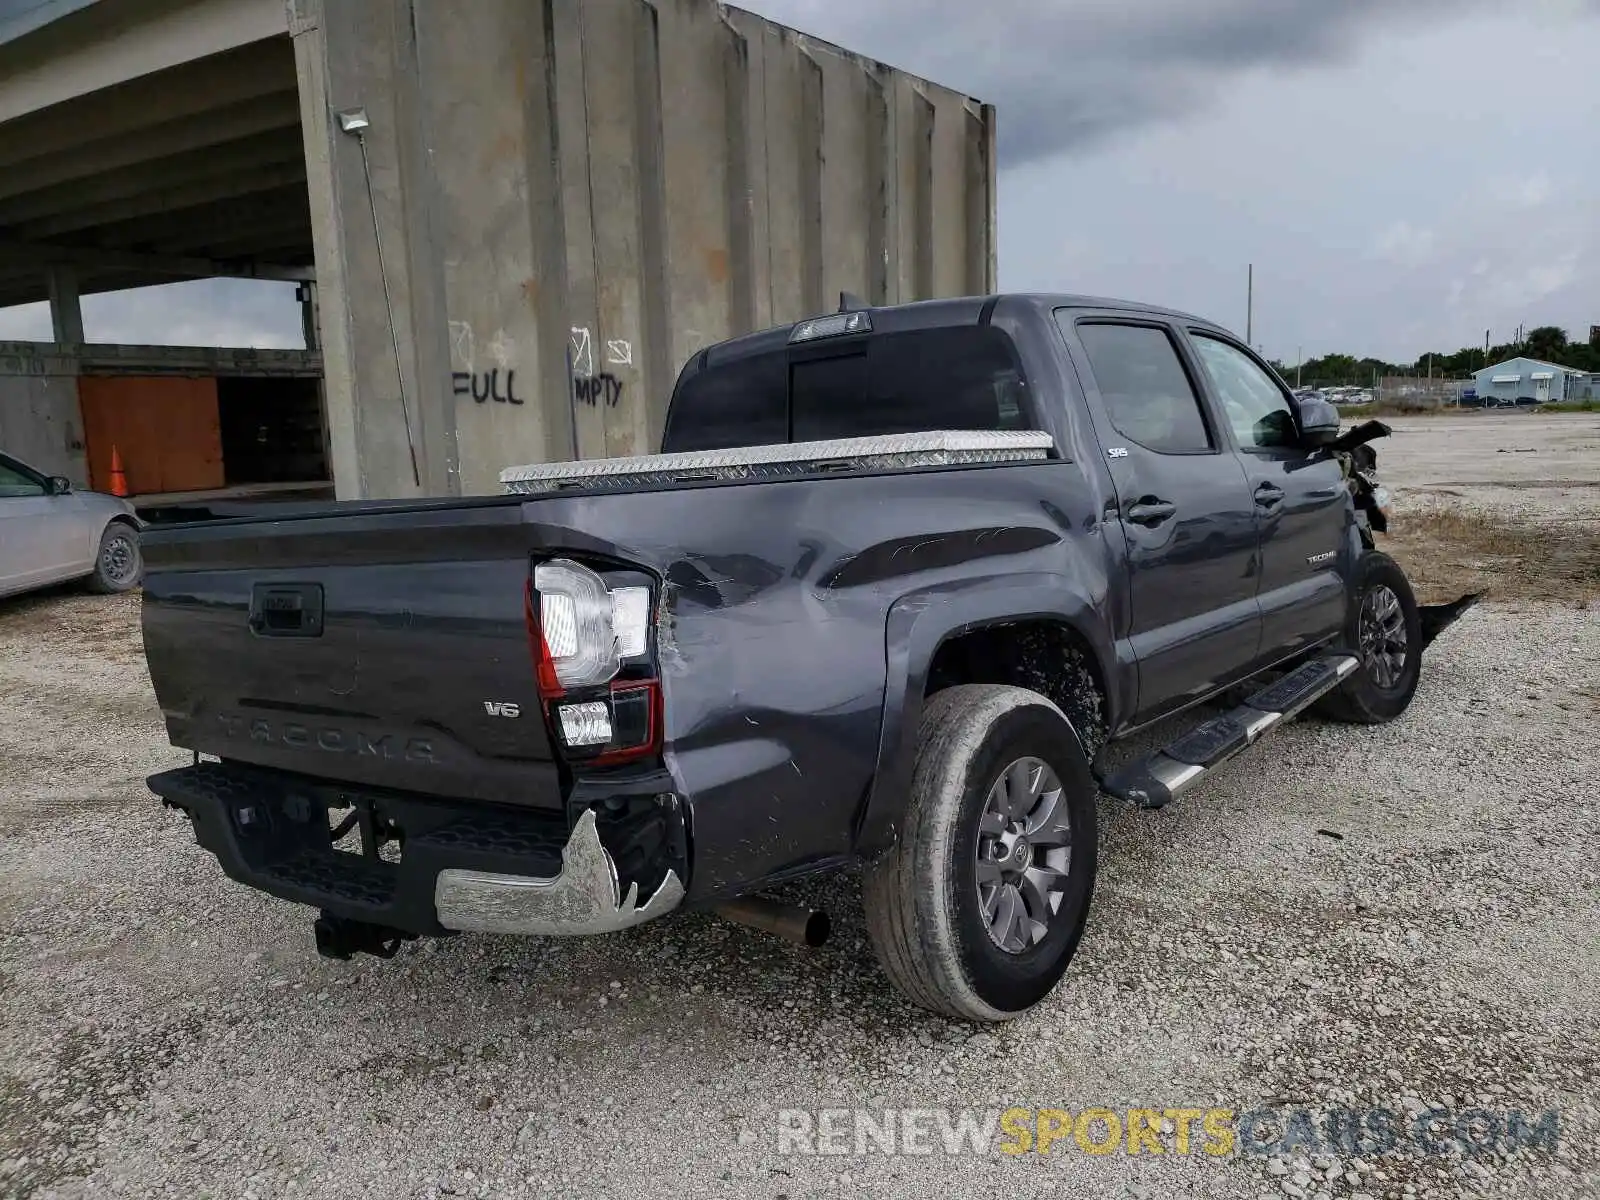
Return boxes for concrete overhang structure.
[0,0,997,498]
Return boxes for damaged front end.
[1329,419,1395,540]
[1330,418,1482,648]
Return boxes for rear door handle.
[1125,498,1177,526]
[1254,483,1286,508]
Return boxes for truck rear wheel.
[862,684,1098,1022]
[1314,551,1422,725]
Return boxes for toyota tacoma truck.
[141,293,1477,1022]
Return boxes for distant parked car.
[0,451,143,599]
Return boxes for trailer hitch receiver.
[313,911,418,961]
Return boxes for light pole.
[337,105,421,488]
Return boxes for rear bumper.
[148,761,687,937]
[433,809,683,935]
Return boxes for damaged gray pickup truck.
[142,294,1477,1022]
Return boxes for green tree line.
[1267,326,1599,387]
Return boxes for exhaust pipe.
[715,896,831,947]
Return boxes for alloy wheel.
[1359,584,1408,689]
[974,757,1073,954]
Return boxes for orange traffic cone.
[108,445,130,498]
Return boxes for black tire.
[87,520,143,593]
[1314,551,1422,724]
[861,684,1098,1022]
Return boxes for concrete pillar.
[285,0,996,497]
[46,266,84,344]
[289,0,457,500]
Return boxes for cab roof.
[694,292,1233,370]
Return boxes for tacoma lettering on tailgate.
[217,714,437,762]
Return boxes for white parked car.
[0,450,143,598]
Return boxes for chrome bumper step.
[435,809,685,937]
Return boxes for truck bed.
[141,448,1100,897]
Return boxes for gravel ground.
[1378,410,1600,524]
[2,413,1597,1200]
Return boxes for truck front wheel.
[862,684,1098,1022]
[1315,551,1422,725]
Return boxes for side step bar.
[1102,655,1359,809]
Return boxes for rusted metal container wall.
[296,0,997,498]
[78,376,224,495]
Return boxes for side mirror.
[47,475,73,495]
[1295,397,1341,449]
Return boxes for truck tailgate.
[141,499,560,809]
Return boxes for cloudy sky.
[751,0,1600,363]
[0,0,1594,364]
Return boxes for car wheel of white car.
[862,684,1099,1022]
[88,522,143,593]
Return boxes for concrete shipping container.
[299,0,997,497]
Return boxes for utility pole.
[1246,264,1254,345]
[1296,345,1303,388]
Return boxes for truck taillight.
[555,683,659,764]
[529,558,660,763]
[534,559,620,689]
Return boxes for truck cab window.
[1074,323,1213,454]
[790,353,869,435]
[661,353,787,452]
[794,327,1031,442]
[664,324,1032,452]
[1190,335,1298,450]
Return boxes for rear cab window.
[659,351,787,452]
[662,323,1034,453]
